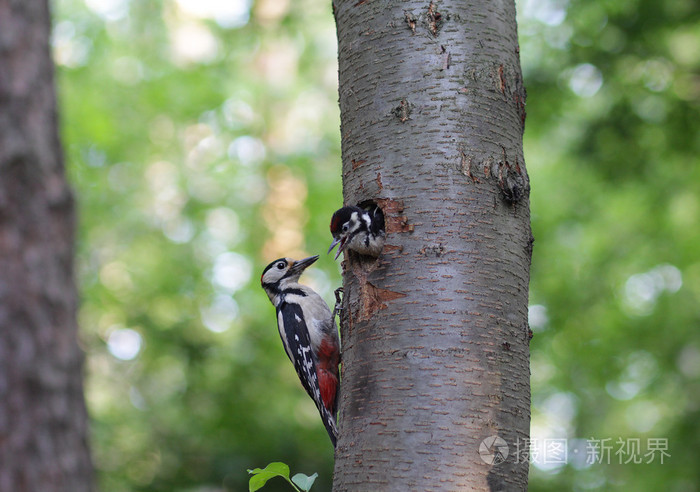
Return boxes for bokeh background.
[52,0,700,490]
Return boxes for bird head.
[261,255,319,293]
[328,206,365,260]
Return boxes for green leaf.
[292,472,318,491]
[248,462,292,492]
[258,462,290,478]
[262,462,292,478]
[249,472,276,492]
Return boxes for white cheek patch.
[349,211,362,233]
[362,213,371,229]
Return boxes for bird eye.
[342,224,348,232]
[277,262,285,269]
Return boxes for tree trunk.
[0,1,94,489]
[332,0,531,490]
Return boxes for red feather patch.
[317,368,338,413]
[330,213,341,233]
[316,338,339,413]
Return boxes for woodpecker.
[261,255,340,447]
[328,204,385,259]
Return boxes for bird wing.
[277,301,338,446]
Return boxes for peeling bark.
[333,0,531,490]
[0,1,94,489]
[359,281,407,321]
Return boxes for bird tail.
[319,404,338,447]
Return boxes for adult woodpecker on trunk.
[261,255,340,446]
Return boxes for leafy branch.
[248,462,318,492]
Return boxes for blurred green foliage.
[52,0,700,490]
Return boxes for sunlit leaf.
[248,463,292,492]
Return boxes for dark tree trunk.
[332,0,531,490]
[0,1,94,489]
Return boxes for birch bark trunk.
[0,1,94,489]
[332,0,531,489]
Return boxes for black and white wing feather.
[277,301,338,446]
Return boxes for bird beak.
[327,237,341,255]
[289,255,319,275]
[327,237,347,260]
